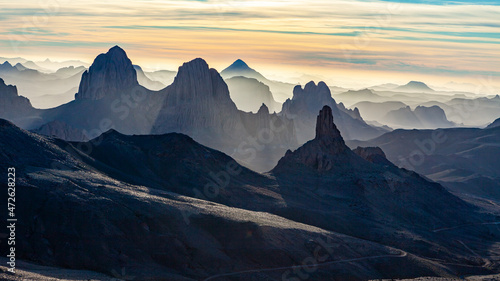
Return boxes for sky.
[0,0,499,92]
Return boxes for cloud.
[0,0,498,88]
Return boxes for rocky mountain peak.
[220,59,266,81]
[75,46,138,100]
[293,81,332,102]
[229,59,250,70]
[168,58,234,102]
[175,58,210,83]
[153,57,241,135]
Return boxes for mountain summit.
[75,46,138,100]
[221,59,267,81]
[396,81,434,93]
[227,59,250,70]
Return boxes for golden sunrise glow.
[0,0,499,90]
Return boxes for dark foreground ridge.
[1,106,499,280]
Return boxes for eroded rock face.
[75,46,138,100]
[153,58,243,137]
[0,78,33,117]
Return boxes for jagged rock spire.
[316,105,338,139]
[314,105,345,149]
[272,105,360,173]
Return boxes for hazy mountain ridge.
[225,76,281,113]
[381,105,455,129]
[0,61,85,108]
[347,124,500,205]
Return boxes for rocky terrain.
[0,118,464,281]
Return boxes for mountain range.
[0,46,388,172]
[1,103,499,280]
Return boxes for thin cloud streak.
[0,0,498,88]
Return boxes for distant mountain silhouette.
[0,60,83,108]
[133,65,166,90]
[221,59,298,102]
[351,101,407,121]
[225,76,281,113]
[395,81,434,93]
[382,105,455,129]
[221,59,267,82]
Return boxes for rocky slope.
[0,119,456,281]
[270,106,499,273]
